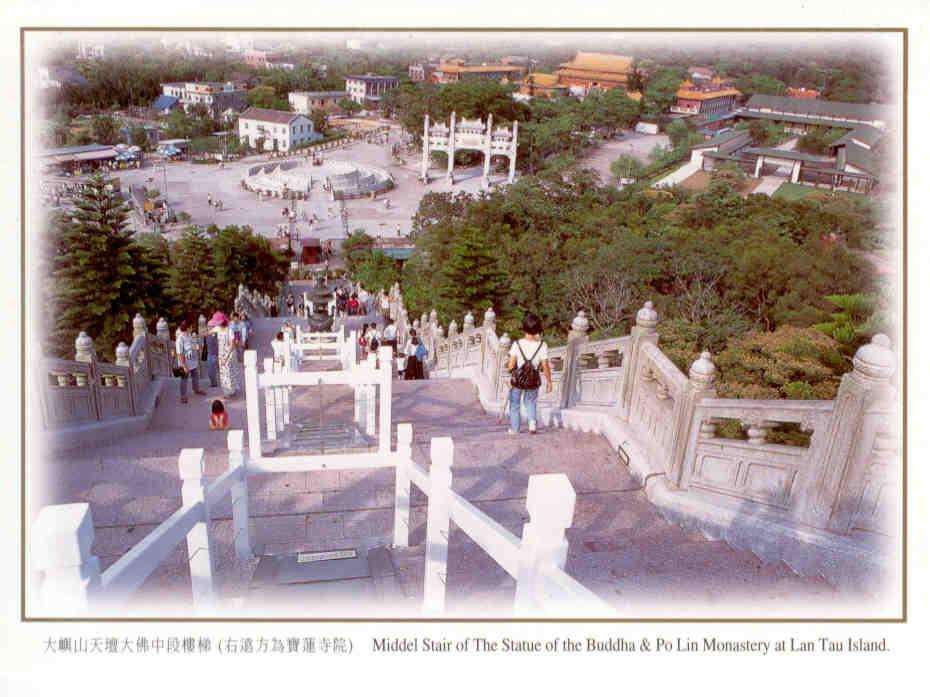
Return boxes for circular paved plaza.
[115,130,507,244]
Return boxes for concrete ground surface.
[580,130,670,185]
[34,313,864,618]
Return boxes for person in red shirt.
[347,294,360,316]
[209,399,229,430]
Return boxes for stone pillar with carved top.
[560,311,590,409]
[668,351,718,487]
[799,335,897,533]
[619,301,659,419]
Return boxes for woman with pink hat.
[209,311,240,398]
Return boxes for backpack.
[510,341,542,391]
[415,343,427,361]
[369,336,380,351]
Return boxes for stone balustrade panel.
[682,399,834,513]
[627,343,686,466]
[94,361,134,420]
[848,402,899,537]
[40,358,99,426]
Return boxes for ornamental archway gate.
[420,112,518,188]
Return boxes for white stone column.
[114,342,130,367]
[754,156,763,178]
[156,317,170,343]
[32,503,101,616]
[513,473,575,616]
[619,301,659,418]
[243,350,263,461]
[791,160,801,183]
[132,313,147,339]
[74,331,96,363]
[420,114,430,184]
[393,422,413,548]
[378,345,393,454]
[482,114,493,188]
[446,111,456,184]
[179,448,215,610]
[667,352,718,487]
[423,437,454,615]
[560,311,590,409]
[227,430,252,560]
[508,121,518,183]
[799,335,897,532]
[263,357,278,441]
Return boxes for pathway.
[35,314,852,616]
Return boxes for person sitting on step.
[209,399,229,430]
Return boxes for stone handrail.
[386,285,900,581]
[34,424,609,617]
[38,316,175,430]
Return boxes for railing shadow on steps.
[31,424,611,618]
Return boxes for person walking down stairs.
[175,320,206,404]
[506,313,553,435]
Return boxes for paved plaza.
[116,132,509,243]
[580,130,671,184]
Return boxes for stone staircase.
[35,311,852,615]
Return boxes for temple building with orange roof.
[518,72,568,98]
[670,77,741,116]
[430,59,527,84]
[554,51,634,93]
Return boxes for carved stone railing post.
[483,307,496,331]
[560,311,589,409]
[668,351,718,487]
[801,335,897,533]
[198,314,208,337]
[497,333,512,399]
[227,430,252,560]
[114,342,130,367]
[620,301,659,419]
[463,311,475,333]
[179,448,215,610]
[32,503,101,615]
[514,474,575,616]
[423,437,454,615]
[132,313,147,339]
[156,317,170,343]
[393,423,413,548]
[74,331,96,364]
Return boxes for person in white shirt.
[505,313,553,435]
[382,319,397,354]
[358,287,370,315]
[175,320,206,404]
[380,292,391,322]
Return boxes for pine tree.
[437,225,506,322]
[168,226,218,321]
[52,172,138,359]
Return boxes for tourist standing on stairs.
[506,313,553,435]
[204,317,220,388]
[175,320,206,404]
[211,312,241,399]
[358,287,369,316]
[382,318,397,355]
[380,291,391,323]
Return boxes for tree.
[609,154,643,182]
[338,98,363,115]
[310,107,328,135]
[354,252,401,294]
[665,119,700,148]
[90,114,120,144]
[129,125,150,151]
[735,73,787,98]
[51,172,143,358]
[168,227,218,320]
[341,231,375,273]
[738,119,786,146]
[643,68,684,115]
[798,126,846,155]
[247,85,290,110]
[436,226,507,322]
[813,293,885,355]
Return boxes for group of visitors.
[174,311,252,405]
[358,320,426,381]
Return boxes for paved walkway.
[36,313,853,616]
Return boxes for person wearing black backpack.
[506,313,552,435]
